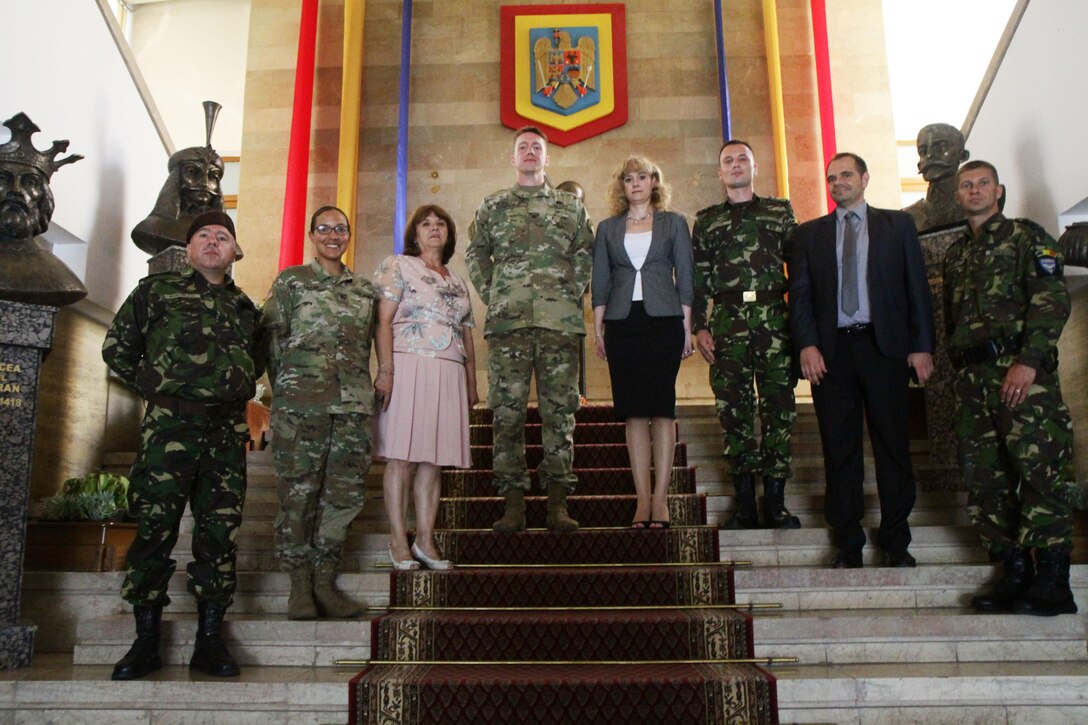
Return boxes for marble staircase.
[7,402,1088,724]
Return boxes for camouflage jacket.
[102,268,263,403]
[943,213,1069,370]
[466,184,594,337]
[691,195,796,331]
[262,259,379,415]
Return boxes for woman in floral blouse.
[374,205,478,570]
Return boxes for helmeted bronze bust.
[0,112,87,307]
[131,101,240,258]
[903,123,971,233]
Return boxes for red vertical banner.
[810,0,836,212]
[278,0,320,270]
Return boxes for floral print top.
[374,254,475,362]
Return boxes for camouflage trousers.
[272,410,371,571]
[122,402,249,607]
[708,300,795,477]
[488,328,581,493]
[953,358,1076,554]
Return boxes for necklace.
[626,210,652,223]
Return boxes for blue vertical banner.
[714,0,733,141]
[394,0,413,251]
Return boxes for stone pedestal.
[148,245,190,276]
[0,300,58,668]
[919,224,967,491]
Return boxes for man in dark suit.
[789,152,935,568]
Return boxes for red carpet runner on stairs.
[349,405,778,724]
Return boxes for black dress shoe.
[885,550,917,568]
[830,549,863,569]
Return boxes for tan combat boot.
[545,482,579,533]
[492,487,526,532]
[312,564,362,618]
[286,565,318,620]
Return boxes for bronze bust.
[131,101,240,257]
[0,112,87,307]
[903,123,970,233]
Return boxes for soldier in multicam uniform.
[692,139,800,530]
[103,210,263,680]
[944,160,1078,616]
[467,126,594,533]
[262,206,377,620]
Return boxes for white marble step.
[719,525,989,567]
[7,658,1088,725]
[0,654,350,725]
[46,653,1083,721]
[775,661,1088,724]
[73,613,375,668]
[68,604,1088,669]
[734,563,1088,611]
[23,570,390,653]
[155,522,1026,573]
[752,606,1088,665]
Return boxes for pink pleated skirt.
[374,352,471,468]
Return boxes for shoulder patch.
[1035,248,1061,277]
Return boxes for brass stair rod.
[375,560,754,569]
[385,603,783,611]
[335,656,800,667]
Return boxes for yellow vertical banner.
[338,0,366,269]
[761,0,789,198]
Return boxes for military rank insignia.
[500,4,628,146]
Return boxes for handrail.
[93,0,174,154]
[962,0,1030,138]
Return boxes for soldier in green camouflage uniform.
[102,211,263,680]
[944,160,1077,616]
[466,126,594,533]
[262,206,377,620]
[692,140,799,530]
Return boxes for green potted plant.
[25,471,137,571]
[40,471,130,522]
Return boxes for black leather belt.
[714,290,786,304]
[147,394,246,417]
[948,336,1021,370]
[837,323,871,335]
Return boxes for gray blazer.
[591,210,694,320]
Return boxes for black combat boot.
[111,604,164,680]
[761,477,801,529]
[1013,546,1078,616]
[722,473,760,530]
[972,547,1034,612]
[189,601,240,676]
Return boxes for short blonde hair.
[610,155,672,217]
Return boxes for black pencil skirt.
[603,302,685,421]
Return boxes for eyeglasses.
[314,224,350,236]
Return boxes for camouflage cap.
[186,210,243,260]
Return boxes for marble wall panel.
[235,0,842,402]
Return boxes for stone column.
[148,245,190,276]
[0,300,58,668]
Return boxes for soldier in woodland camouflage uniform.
[692,140,799,530]
[945,161,1077,616]
[466,126,594,533]
[103,211,263,680]
[262,206,377,620]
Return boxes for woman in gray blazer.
[591,155,694,528]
